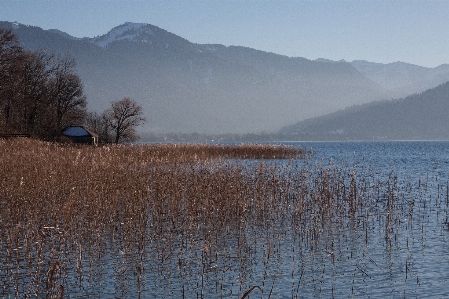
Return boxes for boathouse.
[61,126,98,145]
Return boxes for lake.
[1,141,449,298]
[277,141,449,298]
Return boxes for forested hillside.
[280,82,449,140]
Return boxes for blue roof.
[62,126,97,137]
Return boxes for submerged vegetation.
[1,139,448,298]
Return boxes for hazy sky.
[1,0,448,67]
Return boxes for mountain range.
[2,21,449,135]
[315,58,449,96]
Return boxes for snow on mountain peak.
[91,22,155,48]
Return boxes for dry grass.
[0,138,410,298]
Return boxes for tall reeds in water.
[0,139,442,298]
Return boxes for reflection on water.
[1,141,449,298]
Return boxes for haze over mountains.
[280,82,449,140]
[2,21,449,136]
[350,60,449,96]
[316,58,449,96]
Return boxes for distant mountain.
[1,21,398,134]
[279,82,449,140]
[351,60,449,96]
[317,58,449,96]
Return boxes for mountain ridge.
[280,81,449,140]
[315,58,449,96]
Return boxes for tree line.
[0,29,146,143]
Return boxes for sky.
[1,0,449,68]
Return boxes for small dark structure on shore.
[61,126,98,145]
[0,133,31,139]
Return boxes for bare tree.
[13,51,55,135]
[0,30,87,139]
[0,29,22,72]
[85,111,111,143]
[103,97,146,144]
[0,29,24,132]
[48,55,87,134]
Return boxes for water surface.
[1,141,449,298]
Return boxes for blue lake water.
[2,141,449,298]
[280,141,449,298]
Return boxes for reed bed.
[0,139,446,298]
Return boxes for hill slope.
[280,82,449,140]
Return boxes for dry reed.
[0,138,438,298]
